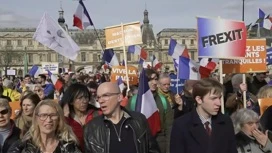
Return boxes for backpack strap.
[130,95,137,111]
[158,94,168,112]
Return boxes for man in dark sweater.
[248,72,267,95]
[84,82,160,153]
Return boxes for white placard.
[41,62,59,74]
[7,70,16,75]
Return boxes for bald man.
[84,82,160,153]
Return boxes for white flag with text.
[33,13,80,61]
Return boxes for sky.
[0,0,271,34]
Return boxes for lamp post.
[23,47,28,76]
[242,0,245,21]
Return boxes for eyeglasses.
[0,109,9,115]
[96,93,120,101]
[36,113,58,121]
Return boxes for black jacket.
[1,120,21,153]
[7,139,81,153]
[83,107,161,153]
[170,109,237,153]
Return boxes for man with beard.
[37,74,54,99]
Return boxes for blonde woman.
[8,100,81,153]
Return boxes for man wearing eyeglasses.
[84,82,160,153]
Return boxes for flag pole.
[176,62,179,94]
[219,60,225,114]
[121,23,130,94]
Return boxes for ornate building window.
[28,40,33,46]
[116,53,120,60]
[127,53,131,61]
[17,40,22,46]
[164,39,168,46]
[81,52,86,62]
[182,39,185,45]
[7,40,11,46]
[47,53,51,62]
[93,53,98,62]
[28,53,33,63]
[190,39,194,45]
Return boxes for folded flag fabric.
[29,65,42,78]
[73,0,94,30]
[153,55,162,70]
[168,38,190,59]
[178,56,211,80]
[136,69,161,136]
[199,58,219,71]
[47,70,63,91]
[103,49,119,67]
[33,13,80,61]
[128,45,148,60]
[117,76,125,92]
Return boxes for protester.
[128,69,173,153]
[248,72,268,95]
[173,80,197,119]
[14,92,40,136]
[37,74,54,99]
[84,82,160,153]
[257,85,272,133]
[232,108,272,153]
[8,100,81,153]
[226,74,260,115]
[33,84,48,100]
[0,98,21,153]
[170,78,237,153]
[2,79,21,102]
[60,83,101,151]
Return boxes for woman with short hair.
[8,100,81,153]
[232,108,272,153]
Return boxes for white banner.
[41,62,59,74]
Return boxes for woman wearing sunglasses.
[8,100,81,153]
[14,92,40,136]
[0,98,21,153]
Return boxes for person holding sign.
[248,72,268,96]
[226,74,260,116]
[170,78,237,153]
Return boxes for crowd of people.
[0,69,272,153]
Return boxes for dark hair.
[145,69,158,81]
[15,93,41,119]
[87,81,98,90]
[24,74,31,78]
[38,74,46,80]
[60,83,91,113]
[192,78,223,100]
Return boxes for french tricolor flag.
[168,38,190,60]
[117,76,125,92]
[128,45,147,60]
[199,58,219,71]
[103,49,119,67]
[73,0,93,30]
[29,65,42,78]
[153,55,162,70]
[47,70,63,91]
[136,69,161,136]
[178,56,211,80]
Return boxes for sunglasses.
[0,109,9,115]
